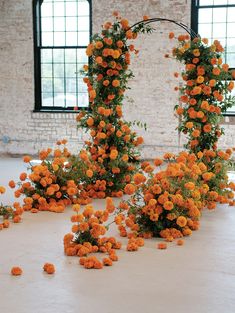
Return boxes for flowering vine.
[76,12,152,197]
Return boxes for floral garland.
[76,12,152,197]
[172,34,235,153]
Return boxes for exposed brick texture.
[0,0,234,158]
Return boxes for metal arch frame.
[129,17,199,38]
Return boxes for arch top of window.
[38,0,91,48]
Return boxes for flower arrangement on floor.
[0,186,23,230]
[75,12,152,197]
[63,199,122,269]
[115,150,235,241]
[9,140,92,213]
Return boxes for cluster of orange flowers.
[10,263,55,276]
[8,140,90,213]
[0,186,24,230]
[115,150,235,241]
[63,199,122,269]
[75,12,151,197]
[170,33,235,153]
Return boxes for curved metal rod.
[129,18,199,39]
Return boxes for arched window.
[33,0,91,112]
[191,0,235,114]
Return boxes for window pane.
[66,78,76,92]
[53,49,64,63]
[199,8,212,24]
[199,0,214,5]
[227,53,235,67]
[77,49,87,62]
[227,38,235,52]
[54,63,65,78]
[42,78,53,93]
[228,8,235,22]
[41,49,52,63]
[212,23,226,38]
[66,32,78,45]
[41,2,53,17]
[65,63,76,77]
[64,93,77,107]
[54,79,65,93]
[54,2,65,16]
[198,23,212,38]
[66,17,78,31]
[228,0,235,3]
[65,49,76,63]
[78,16,89,31]
[213,8,227,23]
[66,2,77,16]
[78,93,88,107]
[42,32,53,46]
[214,0,228,4]
[227,23,235,37]
[54,32,65,46]
[54,94,66,107]
[41,18,53,32]
[78,2,89,16]
[41,63,53,77]
[78,32,89,45]
[42,93,53,107]
[54,17,65,31]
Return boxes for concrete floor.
[0,158,235,313]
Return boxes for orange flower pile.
[0,186,24,230]
[9,141,93,212]
[63,199,122,269]
[76,12,153,197]
[116,150,235,241]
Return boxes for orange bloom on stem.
[11,267,23,276]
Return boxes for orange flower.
[184,182,195,190]
[212,67,220,76]
[120,19,129,29]
[8,180,16,188]
[23,155,32,163]
[176,216,187,227]
[203,124,212,132]
[110,149,118,160]
[157,243,167,249]
[11,266,23,276]
[124,184,136,195]
[112,79,120,87]
[169,32,175,39]
[43,263,55,274]
[86,169,93,178]
[87,117,94,127]
[177,239,184,246]
[0,186,6,194]
[185,122,193,129]
[163,201,174,211]
[95,41,103,49]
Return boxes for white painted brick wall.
[0,0,234,158]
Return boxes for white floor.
[0,158,235,313]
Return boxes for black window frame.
[191,0,235,116]
[33,0,92,113]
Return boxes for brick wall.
[0,0,234,158]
